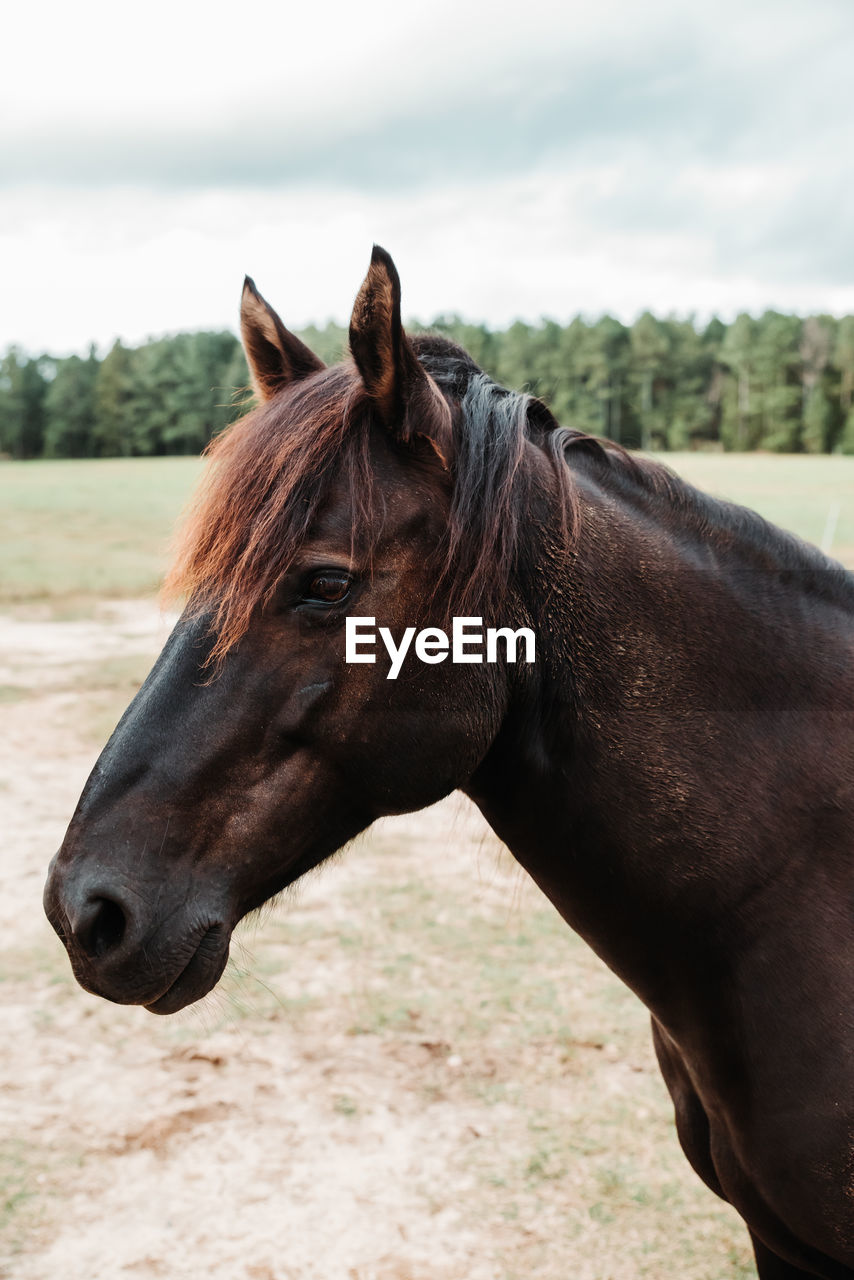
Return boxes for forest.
[3,308,854,459]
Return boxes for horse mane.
[164,336,852,665]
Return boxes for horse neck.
[465,449,854,1017]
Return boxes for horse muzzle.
[43,849,232,1014]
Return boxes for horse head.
[43,247,566,1013]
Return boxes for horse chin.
[144,924,231,1016]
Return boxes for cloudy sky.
[4,0,853,352]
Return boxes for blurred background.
[1,2,852,1278]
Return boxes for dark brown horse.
[44,248,854,1278]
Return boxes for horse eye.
[304,571,352,604]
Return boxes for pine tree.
[0,348,48,459]
[43,347,99,457]
[93,340,134,456]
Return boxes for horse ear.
[240,276,325,402]
[349,245,452,466]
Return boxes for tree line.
[3,309,854,459]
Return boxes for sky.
[3,0,854,353]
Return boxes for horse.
[44,247,854,1279]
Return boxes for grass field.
[0,456,203,606]
[666,452,854,565]
[1,452,852,608]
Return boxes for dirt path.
[0,604,754,1280]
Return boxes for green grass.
[0,456,203,605]
[1,452,853,607]
[0,684,28,703]
[663,452,854,564]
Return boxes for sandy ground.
[0,603,754,1280]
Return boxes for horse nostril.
[75,896,128,959]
